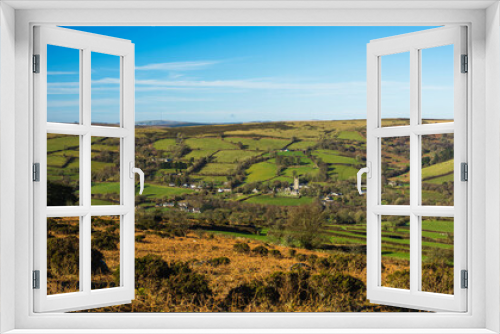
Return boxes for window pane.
[421,217,454,294]
[380,52,410,127]
[91,52,121,127]
[47,45,80,124]
[47,217,80,295]
[91,137,120,205]
[381,215,410,290]
[381,137,410,205]
[421,45,454,124]
[91,216,121,290]
[47,134,80,206]
[421,134,454,206]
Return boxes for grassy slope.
[245,161,276,183]
[153,138,177,151]
[337,131,365,142]
[225,137,290,151]
[245,195,314,206]
[313,150,358,164]
[395,159,454,183]
[185,138,236,150]
[198,163,237,176]
[214,150,262,163]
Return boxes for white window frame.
[33,26,136,313]
[365,26,468,312]
[1,1,499,333]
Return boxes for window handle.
[357,162,371,195]
[129,162,144,195]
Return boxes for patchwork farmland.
[46,119,455,312]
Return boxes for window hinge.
[33,270,40,289]
[33,163,40,182]
[461,162,468,182]
[461,54,468,73]
[33,54,40,73]
[461,270,468,289]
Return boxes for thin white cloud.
[48,71,78,75]
[47,100,79,108]
[52,77,452,98]
[48,88,79,95]
[134,78,367,91]
[92,78,120,85]
[136,60,220,71]
[48,82,79,94]
[136,96,215,104]
[48,82,79,87]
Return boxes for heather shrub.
[310,272,365,299]
[269,249,282,258]
[384,269,410,290]
[252,245,269,256]
[92,231,119,250]
[422,263,453,294]
[233,242,250,253]
[47,236,79,276]
[116,254,212,304]
[209,257,231,266]
[295,253,307,262]
[47,219,79,236]
[91,248,110,275]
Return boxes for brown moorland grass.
[77,232,428,313]
[48,225,450,312]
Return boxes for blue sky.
[47,26,454,124]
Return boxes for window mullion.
[409,47,420,294]
[82,47,92,294]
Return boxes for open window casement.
[361,26,467,312]
[33,26,140,312]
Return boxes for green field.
[245,161,276,183]
[287,141,316,150]
[226,137,290,151]
[282,164,318,177]
[192,175,228,183]
[90,183,197,200]
[422,219,454,233]
[91,182,120,194]
[277,150,305,157]
[141,184,196,197]
[201,230,270,242]
[329,164,358,180]
[153,138,177,151]
[198,163,237,176]
[337,131,365,142]
[313,150,359,164]
[52,149,79,157]
[47,136,79,152]
[244,195,314,206]
[422,160,454,180]
[47,155,68,168]
[185,138,236,150]
[425,173,454,184]
[396,159,454,183]
[183,150,217,160]
[214,150,262,163]
[91,161,116,171]
[92,144,119,152]
[91,199,115,205]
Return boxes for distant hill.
[135,120,212,127]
